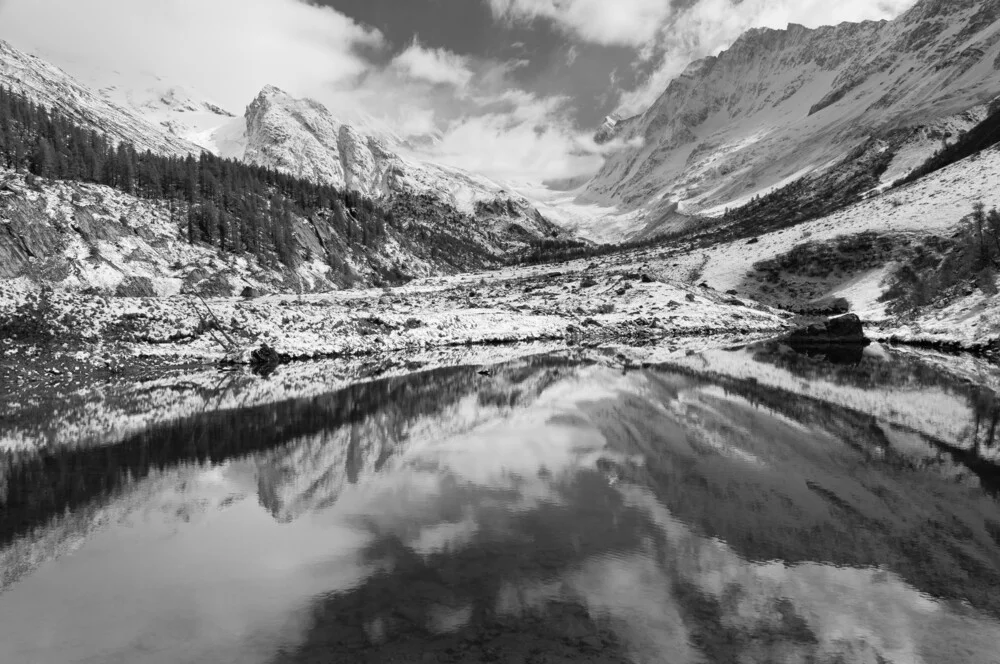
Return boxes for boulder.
[789,314,869,346]
[114,276,156,297]
[249,343,285,375]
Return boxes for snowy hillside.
[582,0,1000,239]
[656,146,1000,306]
[0,41,200,157]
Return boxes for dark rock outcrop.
[249,343,286,376]
[789,314,870,346]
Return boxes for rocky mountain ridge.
[583,0,1000,239]
[234,85,548,226]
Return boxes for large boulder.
[789,314,870,346]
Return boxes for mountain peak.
[256,84,288,100]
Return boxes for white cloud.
[422,91,602,182]
[487,0,674,47]
[616,0,918,115]
[391,41,475,87]
[0,0,384,111]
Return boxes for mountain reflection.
[1,348,999,663]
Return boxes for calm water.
[2,343,1000,664]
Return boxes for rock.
[249,343,284,374]
[804,296,851,315]
[183,270,234,297]
[114,276,156,297]
[685,293,696,302]
[241,286,261,298]
[789,314,870,346]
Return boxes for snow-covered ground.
[569,146,1000,348]
[0,255,789,370]
[660,147,1000,299]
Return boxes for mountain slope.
[0,41,200,157]
[584,0,1000,239]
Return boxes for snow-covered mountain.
[217,85,546,222]
[0,40,553,236]
[97,79,237,153]
[583,0,1000,238]
[0,41,200,157]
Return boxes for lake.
[1,341,999,664]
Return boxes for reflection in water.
[1,349,1000,663]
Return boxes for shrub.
[880,202,1000,314]
[0,287,59,342]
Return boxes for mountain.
[217,85,548,226]
[88,73,549,230]
[583,0,1000,240]
[0,42,570,294]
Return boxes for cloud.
[0,0,384,111]
[615,0,919,115]
[487,0,674,47]
[390,41,475,87]
[421,91,603,183]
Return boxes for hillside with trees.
[0,85,541,288]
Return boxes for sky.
[0,0,918,186]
